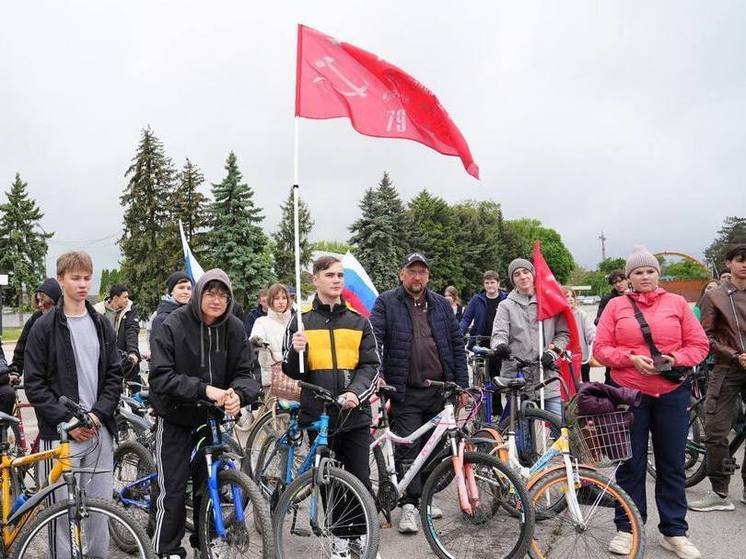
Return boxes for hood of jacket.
[190,268,234,327]
[627,287,667,307]
[506,288,535,308]
[155,296,183,315]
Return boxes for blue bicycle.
[114,401,273,558]
[263,380,380,559]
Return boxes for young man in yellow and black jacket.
[283,255,379,493]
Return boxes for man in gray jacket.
[490,258,569,417]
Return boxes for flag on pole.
[295,24,479,179]
[342,251,378,317]
[532,241,582,400]
[179,220,204,282]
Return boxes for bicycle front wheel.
[11,497,155,558]
[242,409,291,478]
[529,468,645,558]
[199,468,274,558]
[421,451,534,559]
[273,467,380,559]
[112,440,156,552]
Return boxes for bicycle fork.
[64,472,85,559]
[206,454,246,540]
[451,439,480,515]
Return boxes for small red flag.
[532,241,582,399]
[295,24,479,179]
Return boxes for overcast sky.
[1,1,744,282]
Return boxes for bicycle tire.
[198,468,274,558]
[420,451,534,559]
[273,467,380,559]
[112,440,156,552]
[529,468,645,558]
[498,408,561,469]
[11,497,156,558]
[646,402,707,487]
[242,409,291,478]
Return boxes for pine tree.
[272,186,314,287]
[172,158,210,262]
[208,152,273,304]
[119,127,178,314]
[705,216,746,271]
[406,189,461,292]
[348,172,410,291]
[0,174,53,306]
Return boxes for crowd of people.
[0,241,743,559]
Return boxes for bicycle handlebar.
[59,396,96,431]
[424,379,468,394]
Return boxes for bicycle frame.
[371,401,480,514]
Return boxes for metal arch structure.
[653,251,708,270]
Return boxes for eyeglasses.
[204,290,229,302]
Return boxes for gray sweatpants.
[39,429,114,559]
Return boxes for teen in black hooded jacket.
[149,268,260,557]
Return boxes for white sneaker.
[608,531,633,555]
[661,536,702,559]
[398,503,419,534]
[331,537,351,559]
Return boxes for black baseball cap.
[401,252,429,269]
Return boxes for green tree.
[312,240,351,254]
[406,189,461,291]
[598,257,627,276]
[705,216,746,271]
[99,268,125,298]
[0,173,53,306]
[172,158,210,262]
[119,127,178,314]
[273,187,314,287]
[662,259,709,280]
[506,219,576,284]
[208,152,273,304]
[348,172,410,292]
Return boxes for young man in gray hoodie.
[490,258,569,418]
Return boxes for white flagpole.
[293,116,305,374]
[539,321,545,411]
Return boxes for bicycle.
[3,383,41,493]
[271,380,380,559]
[113,400,273,557]
[370,380,534,559]
[489,374,646,558]
[1,396,155,558]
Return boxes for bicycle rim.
[274,468,379,559]
[12,499,153,558]
[421,452,534,559]
[111,441,155,552]
[529,469,645,558]
[243,410,291,477]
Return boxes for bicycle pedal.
[291,528,312,537]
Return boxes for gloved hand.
[541,350,558,371]
[493,343,511,359]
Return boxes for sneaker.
[661,536,702,559]
[398,503,419,534]
[608,531,632,555]
[741,487,746,505]
[331,537,351,559]
[688,491,735,511]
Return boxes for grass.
[0,327,22,344]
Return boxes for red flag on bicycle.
[532,241,582,399]
[295,24,479,179]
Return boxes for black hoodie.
[149,269,260,426]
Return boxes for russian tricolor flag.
[179,220,205,282]
[342,251,378,317]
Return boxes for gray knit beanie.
[508,258,535,284]
[625,245,661,276]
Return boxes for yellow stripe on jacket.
[304,328,363,371]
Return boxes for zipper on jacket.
[208,327,213,385]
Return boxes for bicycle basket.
[570,411,633,467]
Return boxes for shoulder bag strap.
[626,295,662,358]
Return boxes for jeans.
[615,381,690,536]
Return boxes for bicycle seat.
[378,385,398,394]
[278,399,301,411]
[0,411,19,426]
[492,376,527,390]
[137,390,149,401]
[472,345,493,356]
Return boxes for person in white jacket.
[250,283,292,391]
[563,287,596,382]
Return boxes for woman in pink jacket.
[595,246,709,559]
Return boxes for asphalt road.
[4,305,745,559]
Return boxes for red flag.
[295,24,479,179]
[532,241,582,400]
